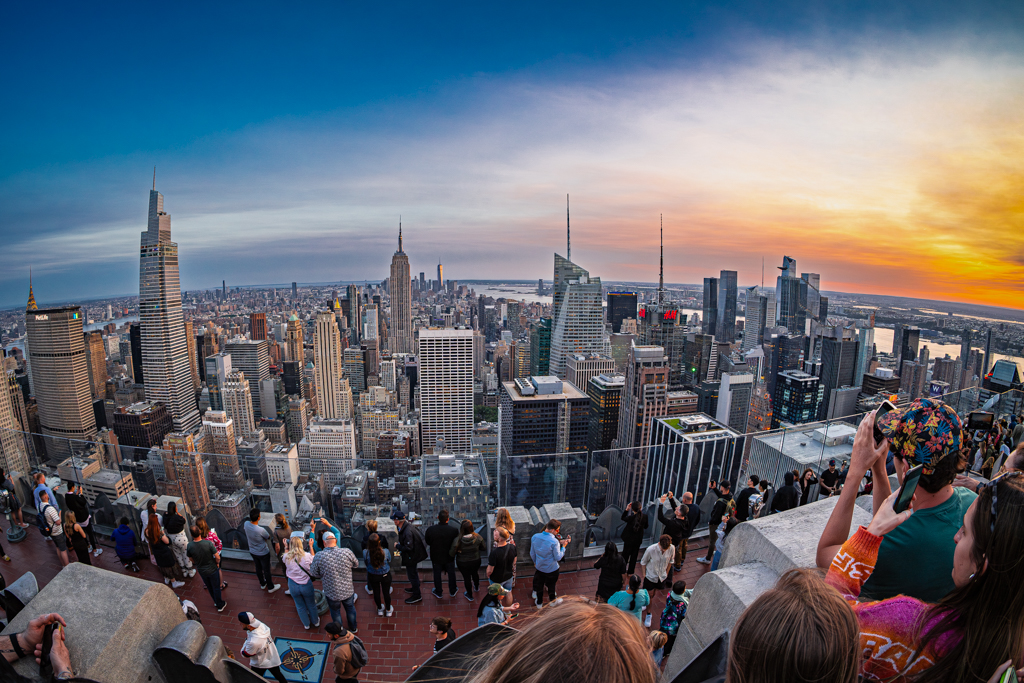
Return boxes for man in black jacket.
[734,476,760,523]
[620,502,648,574]
[424,509,460,599]
[64,484,101,557]
[393,511,428,604]
[698,481,732,565]
[657,492,690,572]
[770,472,801,514]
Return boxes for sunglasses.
[982,471,1023,535]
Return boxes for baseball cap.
[828,459,836,466]
[325,622,348,636]
[487,583,508,596]
[322,531,335,541]
[876,398,963,471]
[391,510,407,520]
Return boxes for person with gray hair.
[310,529,360,633]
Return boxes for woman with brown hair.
[273,513,291,594]
[727,568,859,683]
[825,477,1024,682]
[799,468,818,506]
[196,517,228,591]
[363,533,394,617]
[145,514,186,588]
[451,519,487,601]
[62,510,90,566]
[465,598,657,683]
[495,508,518,603]
[361,518,391,596]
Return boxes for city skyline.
[2,3,1023,309]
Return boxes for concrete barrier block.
[2,563,184,683]
[720,497,871,573]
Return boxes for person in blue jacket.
[111,517,140,572]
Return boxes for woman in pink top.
[283,537,320,630]
[196,517,227,590]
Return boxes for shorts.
[642,577,664,591]
[489,576,515,591]
[52,533,68,552]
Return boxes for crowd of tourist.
[6,396,1024,683]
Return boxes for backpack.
[347,635,369,668]
[660,596,687,635]
[37,504,54,537]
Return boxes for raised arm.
[816,413,888,568]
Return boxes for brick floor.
[3,527,710,682]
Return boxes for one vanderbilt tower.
[139,178,201,432]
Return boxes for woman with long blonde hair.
[63,510,90,566]
[282,536,319,629]
[494,508,518,604]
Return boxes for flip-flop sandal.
[39,623,54,680]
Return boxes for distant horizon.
[7,278,1024,323]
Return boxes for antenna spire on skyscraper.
[27,267,37,311]
[398,216,403,253]
[566,193,571,262]
[658,214,664,307]
[153,167,156,191]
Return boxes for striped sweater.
[826,526,960,682]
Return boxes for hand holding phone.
[873,400,897,447]
[894,464,924,514]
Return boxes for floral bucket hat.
[876,398,963,473]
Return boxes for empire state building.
[139,183,201,432]
[388,224,413,355]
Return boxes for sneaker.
[644,613,652,628]
[87,546,94,553]
[217,602,228,612]
[405,595,422,604]
[696,557,712,565]
[673,564,682,572]
[131,563,141,572]
[284,590,291,596]
[386,606,394,617]
[389,586,393,594]
[535,600,543,609]
[349,628,358,635]
[187,569,197,578]
[171,581,186,589]
[377,607,384,616]
[304,624,310,630]
[464,591,473,602]
[449,589,458,598]
[267,584,281,594]
[352,593,357,603]
[94,548,103,557]
[431,589,443,599]
[365,584,373,595]
[164,578,171,585]
[313,620,320,628]
[221,582,229,590]
[532,590,537,599]
[2,556,10,563]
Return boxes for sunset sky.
[1,2,1023,309]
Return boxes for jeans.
[405,562,421,597]
[457,559,481,594]
[533,568,559,605]
[251,665,287,683]
[432,559,457,595]
[368,572,393,609]
[201,570,225,609]
[704,529,717,561]
[326,594,357,631]
[623,542,642,574]
[711,549,722,571]
[252,552,274,589]
[289,578,318,628]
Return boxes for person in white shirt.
[639,534,674,627]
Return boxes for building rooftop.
[753,424,856,466]
[502,379,587,402]
[591,374,625,388]
[659,413,739,442]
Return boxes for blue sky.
[2,1,1023,308]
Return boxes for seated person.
[817,398,975,603]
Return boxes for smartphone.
[894,464,924,513]
[967,411,995,432]
[873,400,897,447]
[1000,666,1019,683]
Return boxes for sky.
[2,2,1023,310]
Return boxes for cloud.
[2,35,1024,309]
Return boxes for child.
[649,631,668,666]
[659,580,688,658]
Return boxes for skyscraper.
[203,410,244,493]
[983,329,994,376]
[161,431,210,515]
[529,318,552,376]
[26,291,97,461]
[702,277,718,337]
[139,185,200,433]
[742,287,768,353]
[389,225,413,354]
[959,328,973,391]
[615,343,669,449]
[717,372,754,433]
[606,292,638,334]
[549,254,603,379]
[222,369,257,438]
[717,270,738,342]
[223,339,270,418]
[249,313,268,341]
[899,327,920,369]
[0,367,30,475]
[313,311,345,419]
[419,328,474,452]
[285,314,304,363]
[346,285,361,345]
[818,333,859,420]
[436,261,444,293]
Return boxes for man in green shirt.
[187,525,227,612]
[817,398,975,603]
